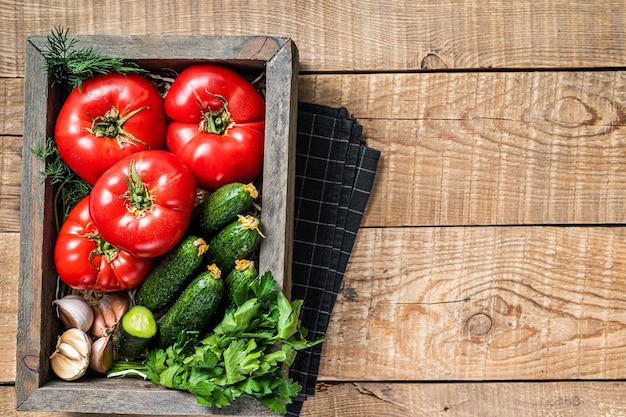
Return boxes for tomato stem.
[120,160,155,218]
[89,106,149,149]
[199,93,233,135]
[84,232,119,266]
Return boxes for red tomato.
[164,64,265,191]
[55,72,167,185]
[89,150,197,258]
[54,196,155,292]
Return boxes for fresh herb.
[34,27,145,228]
[31,138,91,231]
[109,271,323,414]
[42,26,146,91]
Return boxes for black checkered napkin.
[286,103,380,416]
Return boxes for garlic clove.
[90,303,112,338]
[50,328,91,381]
[90,335,115,373]
[106,292,130,322]
[50,351,88,381]
[90,292,130,338]
[56,342,84,361]
[57,327,91,356]
[53,294,94,333]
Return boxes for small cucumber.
[207,215,265,274]
[157,264,224,348]
[224,259,259,309]
[112,305,157,360]
[193,182,258,237]
[135,235,209,312]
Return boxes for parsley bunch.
[113,272,323,414]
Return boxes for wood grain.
[0,79,23,135]
[3,0,626,77]
[7,69,626,234]
[300,381,626,417]
[299,71,626,227]
[0,135,22,233]
[5,225,626,384]
[3,381,626,417]
[317,226,626,381]
[0,233,19,384]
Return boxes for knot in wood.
[466,313,493,336]
[420,53,448,70]
[22,354,40,372]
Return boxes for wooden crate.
[17,35,298,416]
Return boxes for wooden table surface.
[4,1,626,416]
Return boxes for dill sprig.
[31,138,92,232]
[42,26,147,91]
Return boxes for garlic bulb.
[49,328,91,381]
[90,335,115,373]
[53,294,94,332]
[90,292,130,337]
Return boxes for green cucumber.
[207,214,264,274]
[193,182,259,237]
[112,305,157,360]
[135,235,209,311]
[224,259,259,309]
[157,264,224,348]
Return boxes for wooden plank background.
[3,0,626,416]
[3,0,626,75]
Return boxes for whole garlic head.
[49,328,91,381]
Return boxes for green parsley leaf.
[134,271,323,412]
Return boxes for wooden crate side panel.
[16,38,61,407]
[17,378,279,416]
[27,34,287,70]
[258,40,298,296]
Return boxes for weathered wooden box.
[17,35,298,415]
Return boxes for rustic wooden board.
[317,226,626,381]
[300,381,626,416]
[299,71,626,227]
[5,69,626,235]
[0,233,19,384]
[16,35,297,415]
[3,0,626,76]
[6,225,626,384]
[4,381,626,417]
[16,38,58,406]
[0,135,22,233]
[0,79,23,135]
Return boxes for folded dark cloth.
[287,103,380,416]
